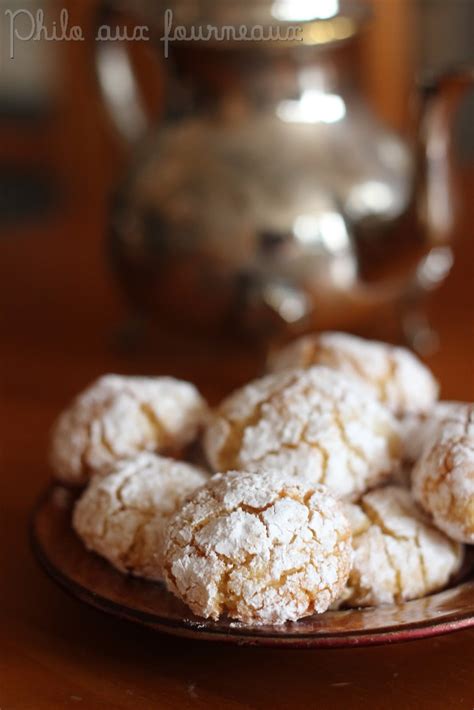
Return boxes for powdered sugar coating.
[73,453,208,580]
[268,332,438,416]
[163,470,352,625]
[400,402,465,463]
[412,404,474,543]
[342,486,463,608]
[50,375,208,485]
[204,366,401,501]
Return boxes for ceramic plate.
[31,484,474,649]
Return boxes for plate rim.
[30,484,474,649]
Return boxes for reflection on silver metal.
[293,213,349,250]
[272,0,340,23]
[96,43,147,143]
[416,247,454,292]
[347,180,397,218]
[100,1,472,343]
[277,90,346,124]
[263,283,312,323]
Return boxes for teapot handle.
[93,1,161,145]
[416,66,474,246]
[394,66,473,350]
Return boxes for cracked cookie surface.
[204,366,401,501]
[50,374,208,485]
[163,470,352,625]
[267,332,438,416]
[400,402,466,463]
[73,453,208,581]
[342,486,463,608]
[412,404,474,543]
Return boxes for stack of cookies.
[49,333,473,626]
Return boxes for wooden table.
[1,170,474,709]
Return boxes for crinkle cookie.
[342,486,463,608]
[163,470,352,625]
[50,374,208,485]
[400,402,465,463]
[73,453,208,580]
[412,404,474,543]
[204,366,401,501]
[267,332,438,416]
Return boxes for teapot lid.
[119,0,370,46]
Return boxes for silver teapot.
[96,0,473,348]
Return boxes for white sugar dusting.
[50,374,208,485]
[268,331,438,416]
[163,470,352,625]
[73,452,208,580]
[413,404,474,543]
[342,486,463,607]
[204,366,401,501]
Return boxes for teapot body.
[106,13,452,342]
